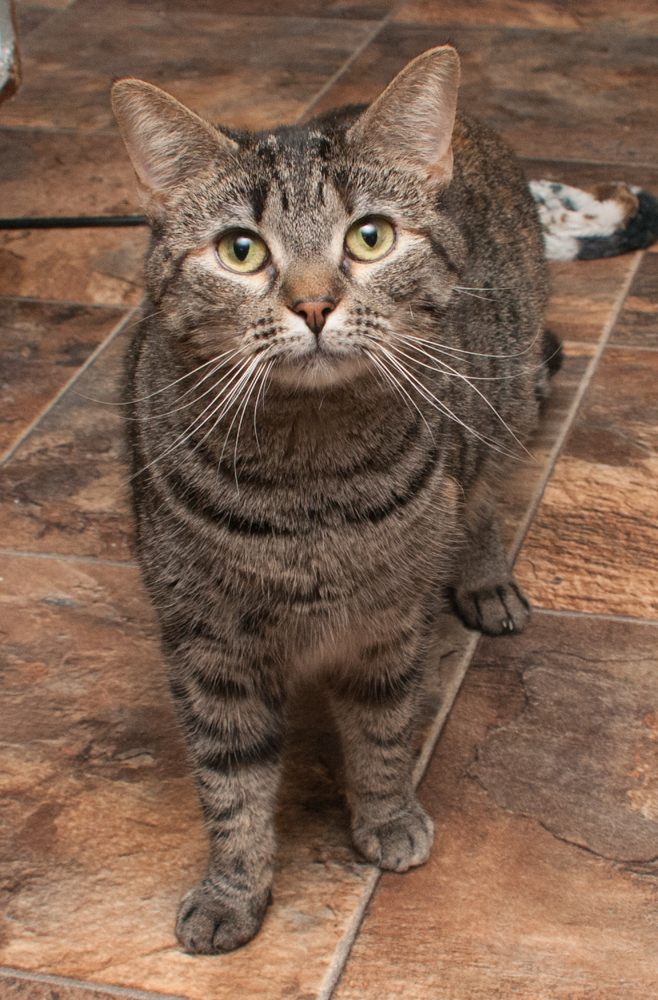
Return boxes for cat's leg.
[327,632,433,872]
[451,480,530,636]
[168,658,285,954]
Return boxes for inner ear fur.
[111,79,239,209]
[347,46,460,189]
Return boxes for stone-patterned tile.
[0,974,147,1000]
[516,348,658,618]
[0,299,126,458]
[610,252,658,349]
[307,23,658,165]
[15,0,76,9]
[0,975,131,1000]
[0,552,474,999]
[0,130,140,217]
[544,254,637,343]
[336,612,658,1000]
[395,0,581,29]
[472,618,658,861]
[1,2,374,131]
[394,0,658,35]
[12,4,59,39]
[0,319,135,561]
[0,225,148,306]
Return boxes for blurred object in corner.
[0,0,20,104]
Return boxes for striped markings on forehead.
[249,130,337,217]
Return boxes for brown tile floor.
[1,2,657,998]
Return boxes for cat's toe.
[453,580,530,636]
[175,881,269,954]
[353,799,434,873]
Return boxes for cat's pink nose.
[292,299,335,336]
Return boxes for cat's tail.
[530,180,658,262]
[536,327,563,402]
[542,328,563,376]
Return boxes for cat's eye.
[216,230,269,273]
[344,216,395,262]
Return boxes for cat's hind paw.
[452,580,530,636]
[175,880,269,954]
[352,799,434,873]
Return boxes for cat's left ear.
[111,79,239,211]
[347,46,460,190]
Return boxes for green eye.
[216,230,269,273]
[345,216,395,262]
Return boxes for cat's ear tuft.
[347,46,460,189]
[111,79,239,209]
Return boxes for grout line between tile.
[507,249,645,565]
[605,342,658,353]
[316,868,381,1000]
[560,340,599,351]
[0,967,188,1000]
[318,631,480,1000]
[0,548,138,568]
[0,305,140,468]
[296,3,405,123]
[518,155,658,171]
[533,606,658,628]
[0,124,120,135]
[411,632,480,787]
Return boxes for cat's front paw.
[175,880,269,954]
[452,580,530,636]
[352,799,434,872]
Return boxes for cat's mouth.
[268,338,369,389]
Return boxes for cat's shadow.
[276,680,355,867]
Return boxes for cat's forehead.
[250,130,341,212]
[230,129,349,251]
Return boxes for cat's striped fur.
[112,46,552,954]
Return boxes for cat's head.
[112,46,461,390]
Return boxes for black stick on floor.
[0,215,149,230]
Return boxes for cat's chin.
[268,351,368,391]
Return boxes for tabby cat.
[111,45,553,954]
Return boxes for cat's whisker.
[214,359,264,473]
[390,340,530,454]
[154,348,245,405]
[231,362,271,490]
[253,359,274,456]
[364,349,434,438]
[152,357,251,434]
[453,285,511,291]
[376,344,522,461]
[452,288,499,302]
[131,355,244,422]
[191,358,263,459]
[76,348,241,408]
[130,357,254,478]
[399,328,542,360]
[194,359,262,458]
[397,333,552,383]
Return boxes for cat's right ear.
[347,46,460,190]
[111,79,239,211]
